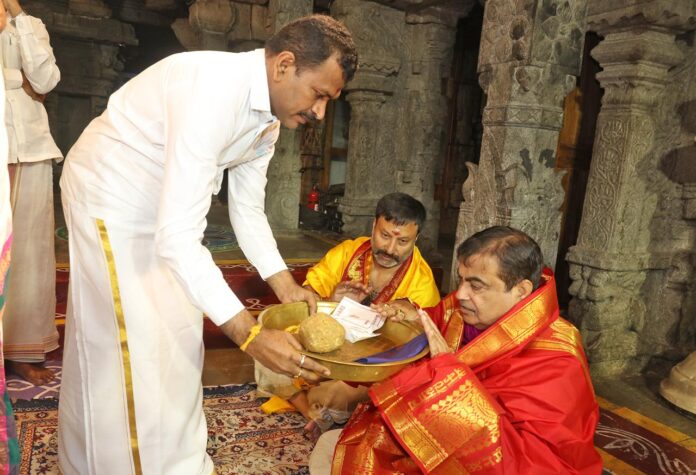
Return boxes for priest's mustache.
[374,249,399,262]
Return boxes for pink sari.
[0,236,19,474]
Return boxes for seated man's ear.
[514,279,534,301]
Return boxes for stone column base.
[659,351,696,415]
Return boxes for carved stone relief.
[454,0,584,280]
[567,1,696,376]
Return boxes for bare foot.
[288,391,311,419]
[6,361,55,386]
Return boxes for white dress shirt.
[61,49,288,325]
[1,12,62,163]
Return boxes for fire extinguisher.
[307,185,320,211]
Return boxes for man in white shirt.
[1,0,62,386]
[58,14,357,475]
[0,4,22,472]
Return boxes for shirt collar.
[249,48,273,116]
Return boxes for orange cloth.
[332,270,602,474]
[303,237,440,308]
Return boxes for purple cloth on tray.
[354,333,428,364]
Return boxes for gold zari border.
[97,219,143,475]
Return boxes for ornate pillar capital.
[590,28,684,110]
[188,0,237,50]
[344,57,401,96]
[333,0,404,96]
[587,0,696,35]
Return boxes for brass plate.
[258,301,429,383]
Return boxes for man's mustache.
[300,111,318,123]
[374,249,399,262]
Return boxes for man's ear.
[271,51,296,81]
[514,279,534,301]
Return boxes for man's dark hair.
[457,226,543,290]
[266,15,358,83]
[375,193,426,233]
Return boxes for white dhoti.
[309,429,343,475]
[3,160,59,361]
[58,199,214,475]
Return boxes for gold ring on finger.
[299,354,306,367]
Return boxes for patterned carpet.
[10,371,696,474]
[6,360,61,400]
[13,384,313,475]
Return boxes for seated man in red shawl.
[310,225,602,474]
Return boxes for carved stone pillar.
[453,0,586,274]
[341,89,396,236]
[332,0,403,237]
[567,1,691,375]
[397,9,460,254]
[263,0,313,230]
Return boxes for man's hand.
[267,269,317,313]
[220,308,330,382]
[373,299,418,322]
[21,72,45,103]
[419,309,451,356]
[4,0,22,18]
[246,328,329,382]
[330,280,371,303]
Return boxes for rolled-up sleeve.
[154,68,246,326]
[14,15,60,94]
